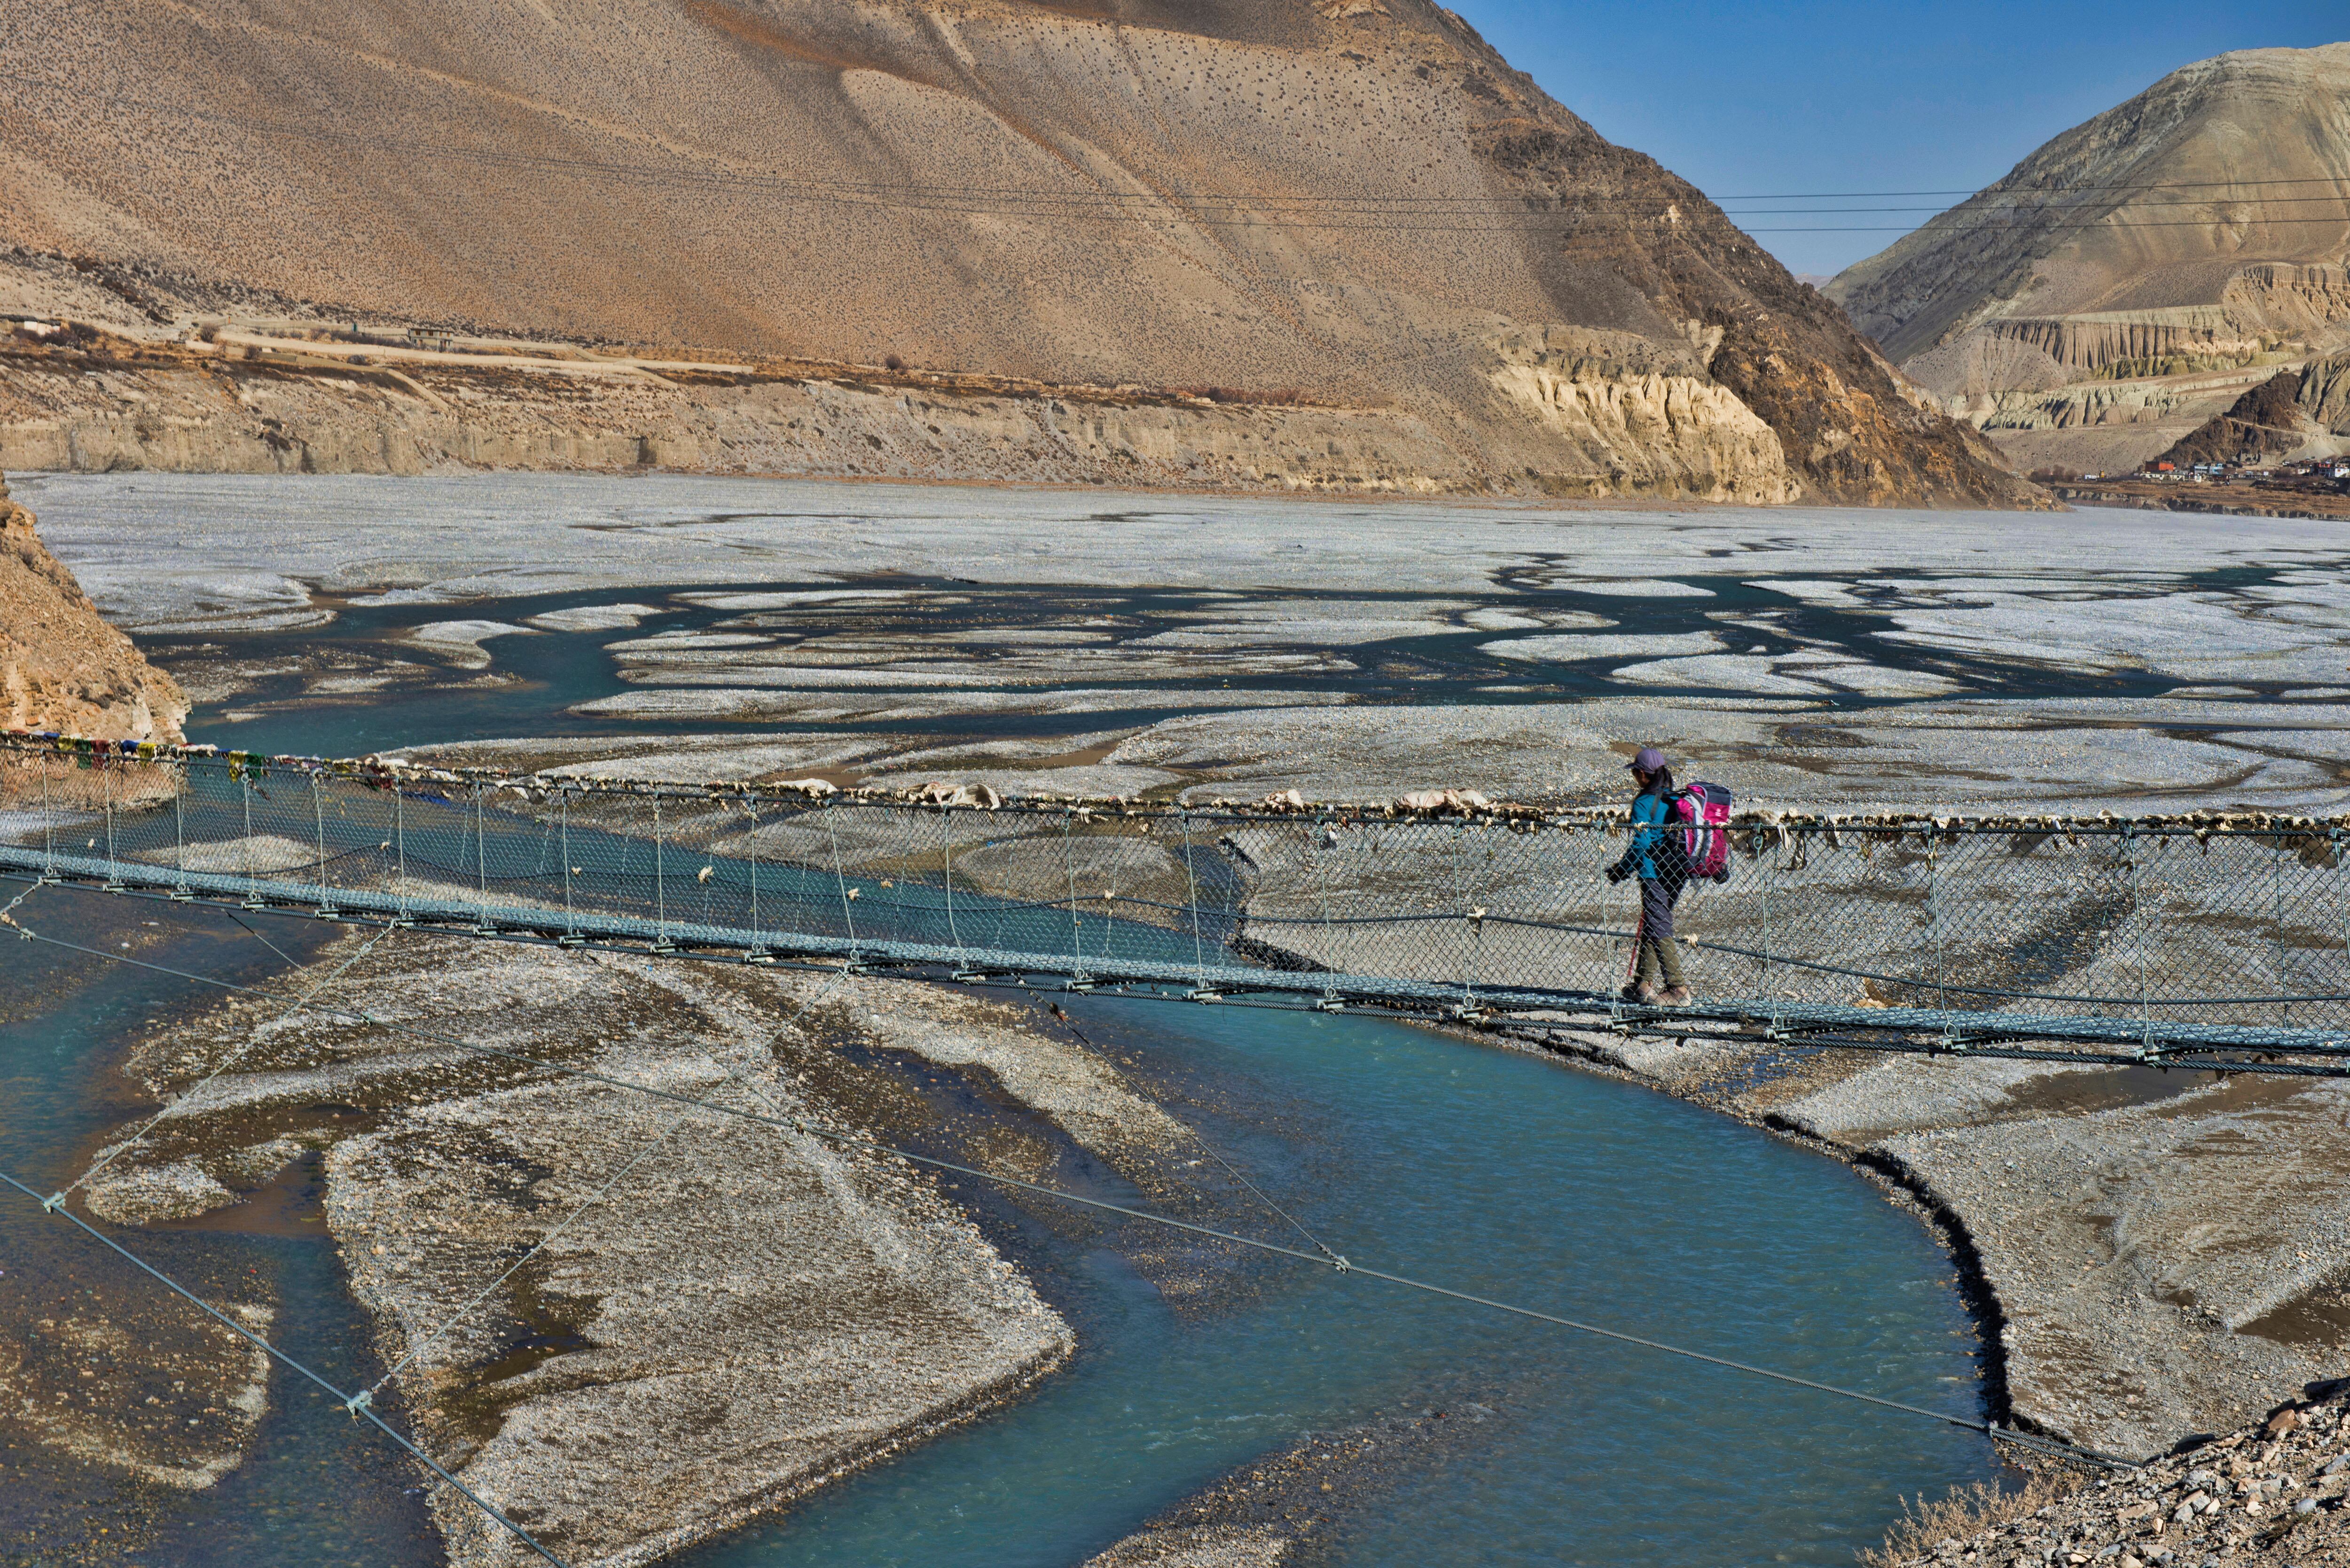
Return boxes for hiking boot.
[1659,986,1693,1007]
[1622,982,1659,1004]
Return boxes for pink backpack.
[1668,782,1733,879]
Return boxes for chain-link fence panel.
[7,737,2350,1061]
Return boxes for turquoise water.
[678,995,1996,1568]
[2,568,2006,1564]
[0,895,439,1565]
[0,882,2001,1567]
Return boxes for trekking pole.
[1621,879,1642,1000]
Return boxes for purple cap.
[1628,747,1666,772]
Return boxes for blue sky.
[1448,1,2347,279]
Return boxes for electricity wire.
[0,71,2339,237]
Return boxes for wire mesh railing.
[7,733,2350,1065]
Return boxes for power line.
[156,116,2348,232]
[1723,195,2350,216]
[6,889,2132,1472]
[0,69,2341,238]
[1708,177,2350,200]
[1743,219,2350,234]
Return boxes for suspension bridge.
[7,732,2350,1076]
[13,728,2348,1561]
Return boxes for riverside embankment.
[1514,1023,2350,1465]
[1,877,1999,1568]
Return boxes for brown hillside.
[1832,45,2350,369]
[2153,350,2350,469]
[2156,368,2311,469]
[0,0,2034,506]
[0,473,188,742]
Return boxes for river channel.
[1,877,2000,1567]
[0,476,2059,1565]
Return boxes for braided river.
[24,470,2331,1563]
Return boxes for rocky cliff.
[0,0,2033,506]
[1829,44,2350,476]
[2149,351,2350,469]
[0,470,188,741]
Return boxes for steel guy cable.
[361,965,850,1399]
[0,1165,571,1567]
[60,923,390,1201]
[5,897,2131,1472]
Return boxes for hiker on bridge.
[1606,746,1696,1006]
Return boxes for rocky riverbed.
[40,904,1282,1567]
[27,472,2350,817]
[18,474,2350,1560]
[1873,1383,2350,1568]
[1081,1408,1476,1568]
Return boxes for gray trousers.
[1636,876,1685,989]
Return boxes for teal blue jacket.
[1617,791,1676,881]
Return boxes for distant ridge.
[1828,43,2350,475]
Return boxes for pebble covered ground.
[1082,1408,1473,1567]
[1885,1385,2350,1568]
[35,472,2350,817]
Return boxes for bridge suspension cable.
[5,884,2132,1475]
[0,1162,571,1567]
[14,734,2350,1075]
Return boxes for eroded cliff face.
[0,470,188,741]
[0,318,1488,492]
[1482,328,1799,503]
[0,0,2034,506]
[1829,44,2350,476]
[1454,79,2038,507]
[2149,352,2350,469]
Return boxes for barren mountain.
[0,470,187,742]
[0,0,2031,506]
[1829,43,2350,475]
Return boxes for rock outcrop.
[0,314,1484,492]
[0,470,186,741]
[0,0,2032,506]
[1481,327,1801,502]
[2146,351,2350,469]
[1828,44,2350,476]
